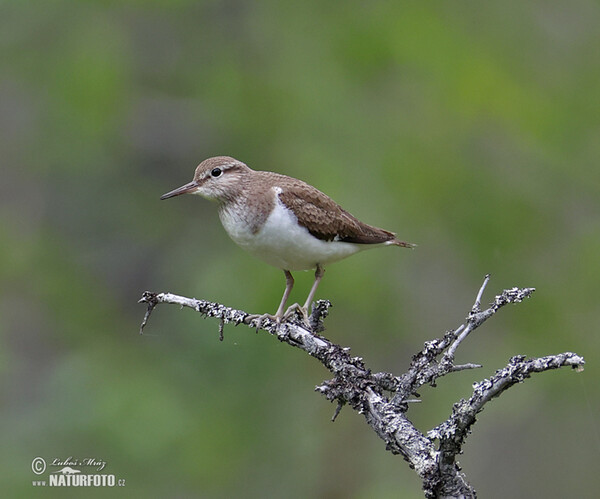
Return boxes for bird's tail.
[391,239,417,248]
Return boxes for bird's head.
[161,156,251,203]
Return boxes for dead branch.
[138,276,585,498]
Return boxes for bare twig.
[138,277,584,498]
[429,352,585,473]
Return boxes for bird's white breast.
[219,187,364,271]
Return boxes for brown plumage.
[277,182,411,245]
[161,156,415,324]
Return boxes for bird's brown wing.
[277,182,400,245]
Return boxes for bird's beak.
[160,181,200,200]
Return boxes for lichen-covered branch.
[429,352,585,470]
[138,277,585,498]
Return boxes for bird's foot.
[282,303,311,327]
[244,305,313,331]
[244,312,279,330]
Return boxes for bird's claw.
[282,303,311,326]
[244,304,312,330]
[244,312,278,330]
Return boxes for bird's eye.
[210,167,222,178]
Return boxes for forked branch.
[138,277,584,498]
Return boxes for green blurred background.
[1,1,598,497]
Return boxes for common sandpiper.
[161,156,415,326]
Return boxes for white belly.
[219,198,364,271]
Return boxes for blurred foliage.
[1,1,599,497]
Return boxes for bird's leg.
[284,264,325,323]
[275,270,295,320]
[303,263,325,313]
[245,270,294,327]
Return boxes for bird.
[160,156,415,326]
